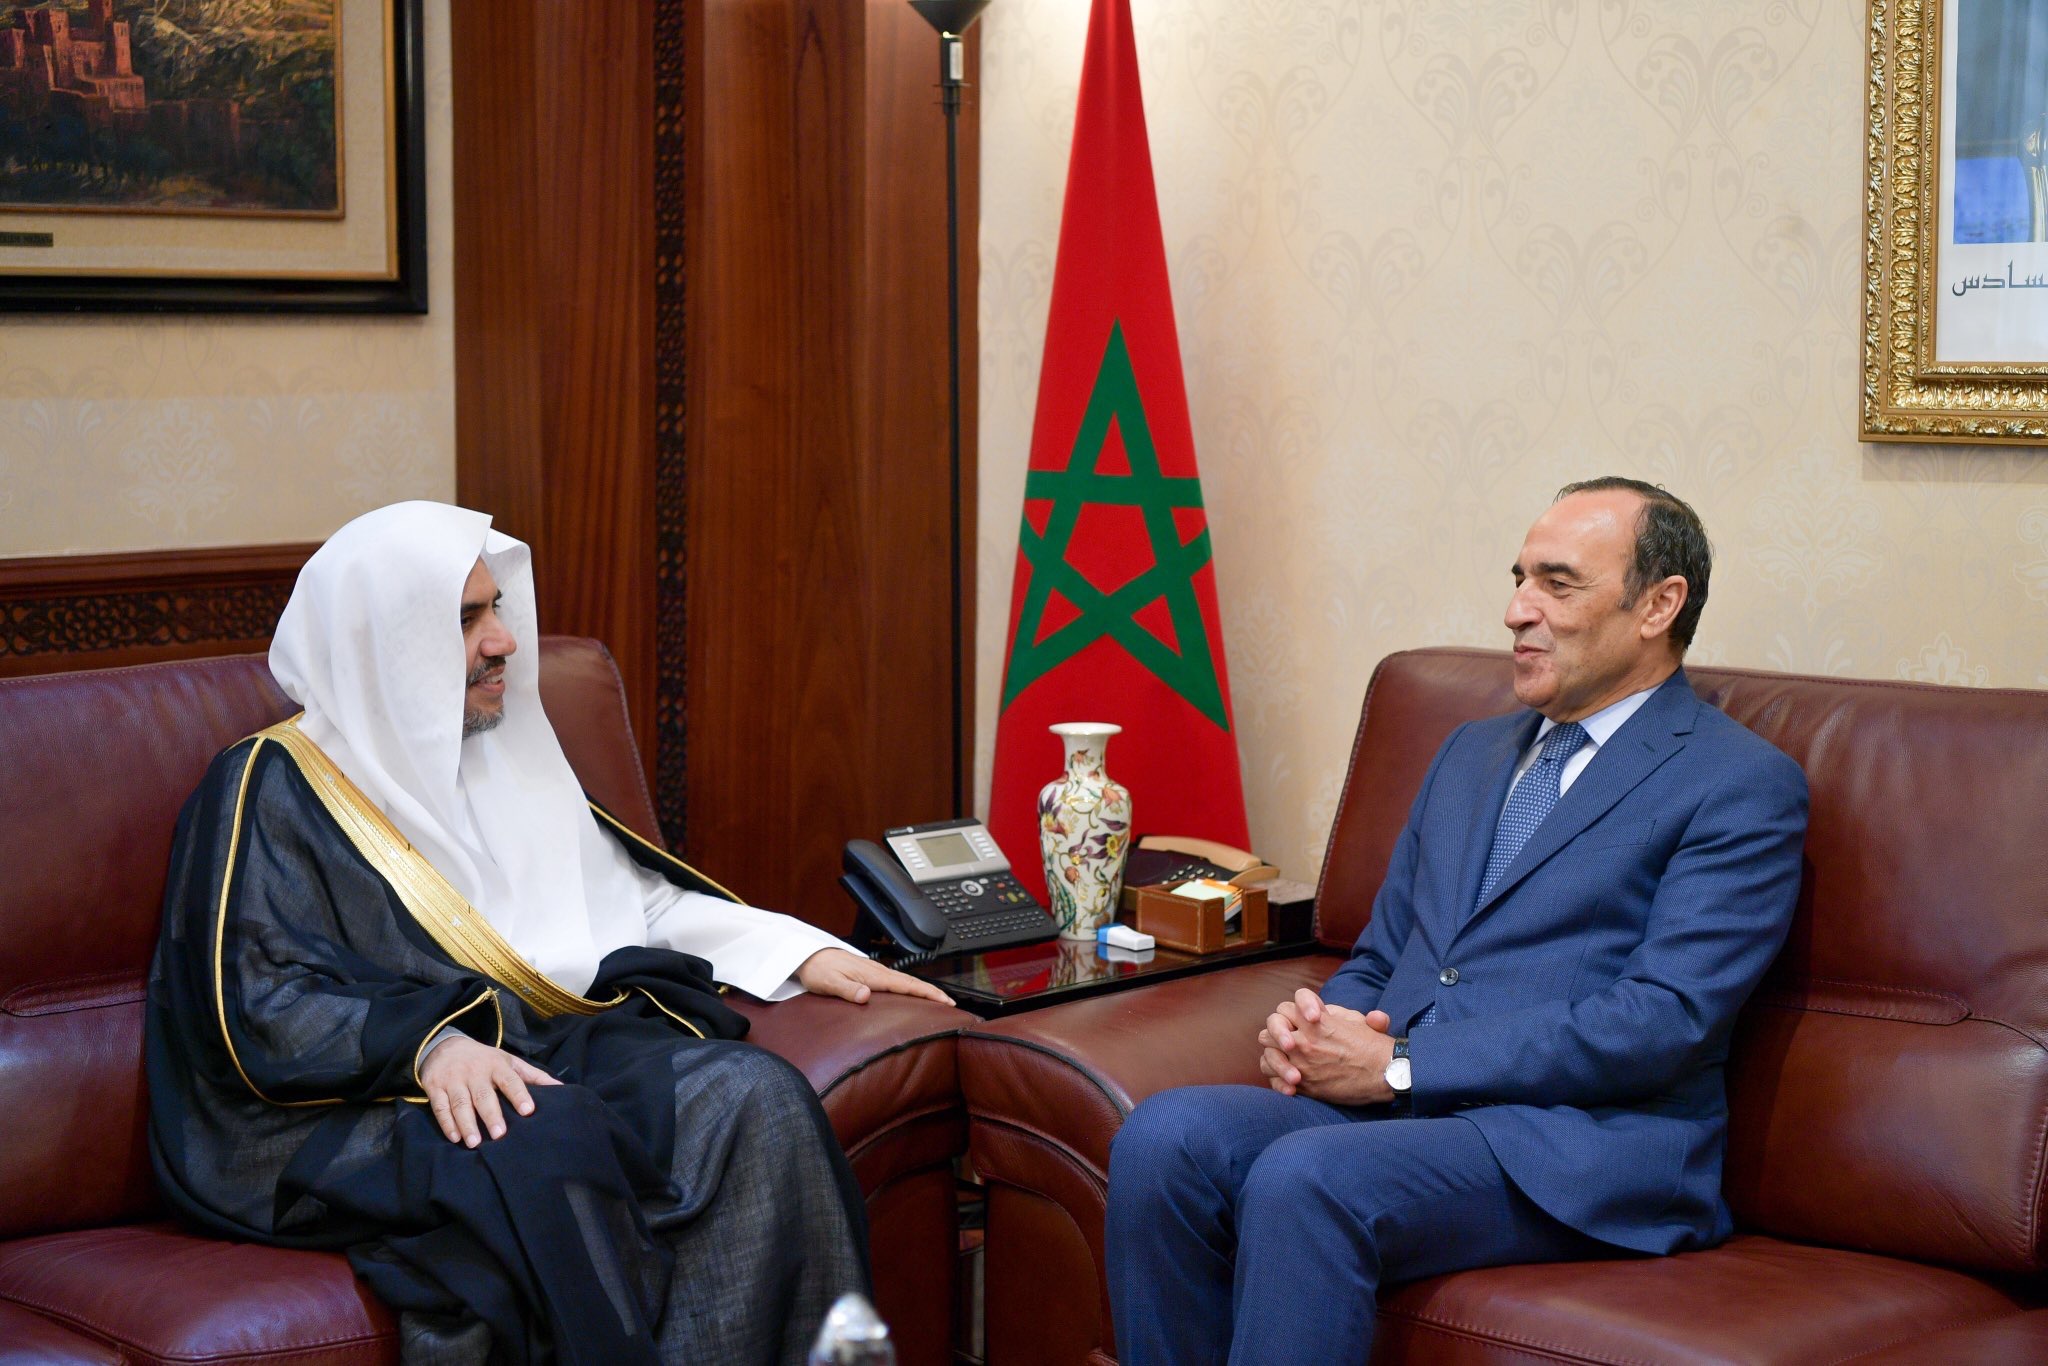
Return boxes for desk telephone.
[840,824,1278,958]
[1121,834,1276,891]
[841,819,1059,955]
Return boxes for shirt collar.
[1532,679,1662,753]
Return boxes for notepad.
[1172,877,1243,924]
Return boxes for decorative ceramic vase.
[1038,722,1133,941]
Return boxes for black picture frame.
[0,0,427,316]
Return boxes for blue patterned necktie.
[1415,720,1590,1029]
[1475,720,1591,907]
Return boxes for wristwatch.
[1384,1036,1412,1097]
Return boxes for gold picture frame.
[0,0,423,314]
[1865,0,2048,442]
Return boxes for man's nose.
[485,614,518,658]
[1504,584,1539,630]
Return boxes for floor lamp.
[909,0,991,818]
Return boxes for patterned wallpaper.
[976,0,2048,885]
[0,1,455,558]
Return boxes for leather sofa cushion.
[1374,1235,2031,1365]
[0,1223,394,1365]
[1841,1307,2048,1363]
[0,1300,121,1365]
[962,954,1343,1176]
[0,1000,156,1248]
[533,638,667,843]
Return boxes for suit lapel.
[1456,671,1700,940]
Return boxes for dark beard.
[463,657,507,737]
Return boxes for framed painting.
[0,0,423,313]
[1865,0,2048,440]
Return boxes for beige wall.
[0,0,455,558]
[977,0,2048,885]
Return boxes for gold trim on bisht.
[634,987,707,1040]
[587,801,745,904]
[259,716,629,1019]
[211,737,339,1108]
[411,988,506,1090]
[212,738,419,1108]
[584,806,740,993]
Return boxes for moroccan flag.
[986,0,1250,901]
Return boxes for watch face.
[1385,1056,1412,1093]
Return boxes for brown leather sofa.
[961,648,2048,1364]
[0,638,976,1365]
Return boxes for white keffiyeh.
[270,501,848,999]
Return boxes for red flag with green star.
[987,0,1249,901]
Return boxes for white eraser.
[1098,924,1155,951]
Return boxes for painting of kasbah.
[0,0,339,216]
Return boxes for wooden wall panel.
[451,0,657,770]
[864,1,980,818]
[683,0,979,931]
[0,544,313,678]
[453,0,976,925]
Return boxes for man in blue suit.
[1106,478,1809,1364]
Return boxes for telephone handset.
[841,819,1058,956]
[841,842,951,949]
[1123,834,1279,891]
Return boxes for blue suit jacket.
[1320,669,1808,1254]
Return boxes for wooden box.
[1131,880,1270,955]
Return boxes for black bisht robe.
[147,724,868,1365]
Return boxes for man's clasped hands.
[1258,988,1400,1106]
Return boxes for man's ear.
[1637,575,1687,643]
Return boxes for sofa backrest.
[1315,647,2048,1275]
[0,638,658,1242]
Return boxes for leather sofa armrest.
[730,993,976,1153]
[732,992,977,1366]
[957,955,1342,1366]
[960,954,1343,1177]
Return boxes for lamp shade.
[908,0,992,35]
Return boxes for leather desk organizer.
[1129,879,1270,955]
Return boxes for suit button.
[1439,967,1460,986]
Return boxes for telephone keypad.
[928,872,1048,944]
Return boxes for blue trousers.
[1105,1085,1608,1365]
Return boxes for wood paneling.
[451,0,657,770]
[682,0,980,931]
[0,543,314,677]
[866,1,981,818]
[452,0,976,922]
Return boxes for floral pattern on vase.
[1038,722,1133,941]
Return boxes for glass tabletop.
[908,931,1317,1017]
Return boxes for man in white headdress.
[146,502,950,1365]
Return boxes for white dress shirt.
[1501,681,1662,809]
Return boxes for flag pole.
[910,0,991,819]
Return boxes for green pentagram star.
[1001,321,1229,730]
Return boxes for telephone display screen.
[914,832,977,868]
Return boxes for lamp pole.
[909,0,991,819]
